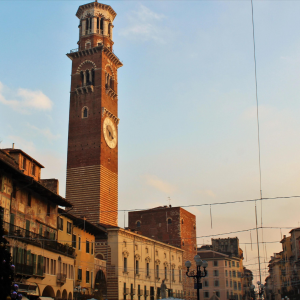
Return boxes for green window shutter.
[10,214,15,225]
[13,247,17,264]
[27,250,31,265]
[18,248,22,264]
[41,256,44,273]
[33,254,36,274]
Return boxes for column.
[92,16,97,34]
[110,24,113,40]
[82,19,86,36]
[83,72,87,86]
[103,19,108,36]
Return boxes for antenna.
[168,197,171,206]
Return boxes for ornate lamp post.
[256,281,264,300]
[185,255,208,300]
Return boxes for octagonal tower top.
[76,1,117,51]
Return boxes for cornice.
[102,107,119,125]
[76,2,117,21]
[67,45,103,60]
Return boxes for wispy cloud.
[144,175,176,194]
[27,123,60,142]
[196,189,216,198]
[120,5,168,43]
[0,81,53,114]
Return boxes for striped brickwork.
[95,239,119,300]
[66,165,118,226]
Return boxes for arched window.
[96,253,104,260]
[108,23,111,37]
[92,69,95,85]
[80,71,84,87]
[86,70,90,85]
[167,218,172,224]
[82,107,88,119]
[136,221,141,228]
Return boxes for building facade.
[197,248,244,300]
[95,227,184,300]
[65,1,123,227]
[0,148,75,299]
[128,206,197,299]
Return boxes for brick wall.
[128,206,197,299]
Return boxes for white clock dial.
[103,117,117,149]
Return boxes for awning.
[38,297,55,300]
[21,297,29,300]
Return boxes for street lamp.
[185,255,208,300]
[257,281,264,300]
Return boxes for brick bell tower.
[66,1,122,226]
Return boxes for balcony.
[57,273,67,285]
[4,222,75,258]
[15,263,34,277]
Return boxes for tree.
[0,212,14,299]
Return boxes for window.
[204,292,210,298]
[226,280,228,287]
[181,219,184,224]
[233,271,236,277]
[78,268,82,280]
[136,221,141,228]
[172,268,175,281]
[156,265,159,278]
[229,261,231,267]
[238,282,241,291]
[230,280,232,287]
[232,261,235,267]
[72,234,76,248]
[146,262,150,276]
[23,157,26,170]
[32,164,36,176]
[135,260,139,274]
[179,269,182,282]
[225,261,228,267]
[86,240,90,253]
[82,107,88,118]
[226,270,228,276]
[124,257,127,272]
[214,260,218,267]
[214,280,219,287]
[67,222,72,234]
[78,237,81,250]
[237,262,239,268]
[167,218,172,224]
[213,270,219,277]
[216,291,220,298]
[91,242,94,255]
[86,270,90,283]
[204,280,209,287]
[164,266,167,279]
[47,203,50,217]
[57,217,63,230]
[229,271,232,277]
[27,193,31,207]
[234,281,237,290]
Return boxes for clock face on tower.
[103,117,117,149]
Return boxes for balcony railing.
[57,273,67,283]
[15,263,34,276]
[4,222,75,258]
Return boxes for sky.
[1,0,300,285]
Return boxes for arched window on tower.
[100,18,104,32]
[86,70,90,85]
[80,71,84,87]
[92,69,95,85]
[82,107,88,119]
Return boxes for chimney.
[12,143,14,149]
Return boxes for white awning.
[38,297,55,300]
